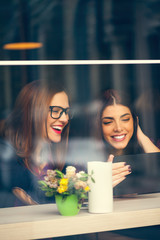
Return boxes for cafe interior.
[0,0,160,239]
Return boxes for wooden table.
[0,193,160,240]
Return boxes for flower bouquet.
[38,166,94,216]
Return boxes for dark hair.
[98,89,140,155]
[2,80,70,172]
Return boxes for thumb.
[107,154,114,162]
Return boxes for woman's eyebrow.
[102,113,131,120]
[120,113,131,118]
[102,116,113,120]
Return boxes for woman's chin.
[49,136,61,143]
[110,142,128,151]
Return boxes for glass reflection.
[0,0,160,60]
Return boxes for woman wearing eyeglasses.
[0,80,72,207]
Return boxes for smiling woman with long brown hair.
[98,89,160,187]
[100,89,160,155]
[0,80,71,207]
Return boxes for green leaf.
[91,177,95,183]
[79,193,88,199]
[79,177,88,181]
[55,170,64,178]
[68,179,75,194]
[40,186,49,191]
[45,191,54,197]
[38,180,48,187]
[80,173,88,177]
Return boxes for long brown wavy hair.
[2,80,70,173]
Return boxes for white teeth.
[113,135,125,139]
[53,126,62,131]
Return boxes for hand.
[108,154,132,187]
[136,117,160,153]
[136,119,145,147]
[12,187,38,205]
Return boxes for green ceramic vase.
[55,194,82,216]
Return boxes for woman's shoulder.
[0,138,17,162]
[0,138,30,185]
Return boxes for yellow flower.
[60,178,68,186]
[57,185,68,193]
[84,186,90,192]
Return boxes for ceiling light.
[3,42,43,50]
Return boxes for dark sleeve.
[0,139,19,207]
[0,139,55,207]
[0,139,29,189]
[0,139,35,207]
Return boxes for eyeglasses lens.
[50,107,72,119]
[51,107,61,119]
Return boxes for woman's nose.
[114,121,122,132]
[59,112,69,122]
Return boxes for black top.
[0,137,105,208]
[0,138,56,208]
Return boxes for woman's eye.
[103,121,112,125]
[122,118,130,122]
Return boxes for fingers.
[12,187,38,205]
[113,177,126,188]
[112,163,131,175]
[107,155,132,188]
[107,154,114,162]
[113,168,131,181]
[112,162,126,170]
[112,163,132,188]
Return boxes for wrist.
[138,132,148,147]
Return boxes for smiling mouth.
[52,126,62,134]
[111,134,126,141]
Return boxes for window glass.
[0,1,160,230]
[0,0,160,60]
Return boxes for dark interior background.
[0,0,160,211]
[0,1,160,141]
[1,0,160,61]
[0,0,160,197]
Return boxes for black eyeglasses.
[49,106,73,119]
